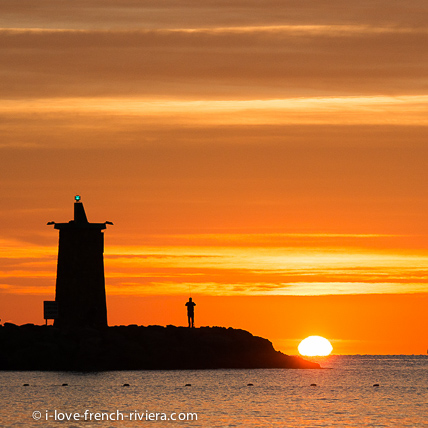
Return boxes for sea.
[0,356,426,427]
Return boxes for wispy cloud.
[1,0,428,306]
[1,236,428,297]
[2,1,428,31]
[1,19,428,100]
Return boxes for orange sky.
[1,1,428,354]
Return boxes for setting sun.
[298,336,333,356]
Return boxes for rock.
[0,325,321,371]
[3,323,18,329]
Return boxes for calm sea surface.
[0,356,426,427]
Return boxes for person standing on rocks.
[185,297,196,328]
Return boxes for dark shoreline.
[0,323,320,371]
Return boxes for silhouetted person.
[185,297,196,328]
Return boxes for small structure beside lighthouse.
[47,196,113,329]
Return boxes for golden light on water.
[298,336,333,356]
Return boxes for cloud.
[1,97,428,158]
[1,234,428,297]
[1,24,428,99]
[2,0,428,303]
[2,1,428,31]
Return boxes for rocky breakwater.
[0,323,320,370]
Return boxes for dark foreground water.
[0,356,426,427]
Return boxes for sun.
[298,336,333,356]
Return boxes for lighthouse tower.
[48,196,112,329]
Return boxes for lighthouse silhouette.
[48,196,112,329]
